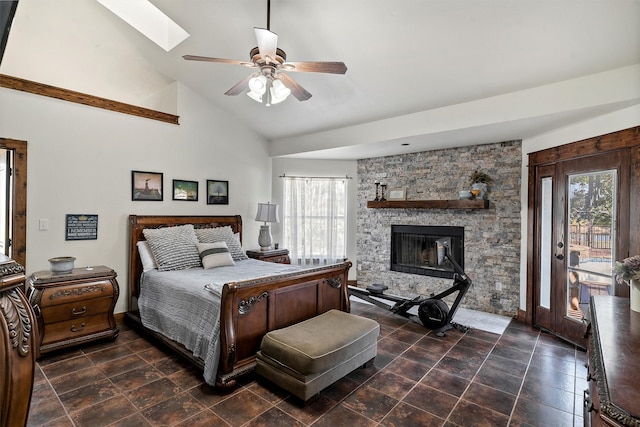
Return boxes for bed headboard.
[127,215,243,308]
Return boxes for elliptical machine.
[348,248,472,337]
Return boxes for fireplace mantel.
[367,199,489,209]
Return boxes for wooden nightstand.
[246,249,291,264]
[28,265,120,355]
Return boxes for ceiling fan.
[183,0,347,106]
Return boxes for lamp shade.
[255,203,279,223]
[249,75,267,94]
[270,79,291,105]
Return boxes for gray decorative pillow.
[197,241,235,269]
[195,226,248,261]
[143,224,201,271]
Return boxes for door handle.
[555,253,565,260]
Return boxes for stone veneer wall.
[356,140,522,316]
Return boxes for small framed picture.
[65,214,98,240]
[132,171,163,201]
[387,187,407,201]
[207,180,229,205]
[172,179,198,201]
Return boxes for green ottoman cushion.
[259,309,379,375]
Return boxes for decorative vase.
[471,182,487,200]
[631,279,640,313]
[48,256,76,274]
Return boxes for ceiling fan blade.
[283,61,347,74]
[254,28,278,63]
[278,73,312,101]
[224,74,255,96]
[183,55,255,67]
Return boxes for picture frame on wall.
[132,171,163,201]
[172,179,198,201]
[207,180,229,205]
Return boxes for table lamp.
[255,202,279,251]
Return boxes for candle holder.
[374,182,380,201]
[380,184,387,201]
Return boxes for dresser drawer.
[41,314,112,345]
[40,280,114,306]
[40,296,113,324]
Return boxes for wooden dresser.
[0,255,37,427]
[246,248,291,264]
[28,265,120,355]
[585,296,640,426]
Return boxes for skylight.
[96,0,189,52]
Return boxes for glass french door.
[0,149,11,257]
[534,152,625,345]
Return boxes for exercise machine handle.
[444,251,472,287]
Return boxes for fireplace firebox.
[391,225,464,279]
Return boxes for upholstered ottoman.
[256,309,379,401]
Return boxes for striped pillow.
[195,226,248,261]
[143,224,201,271]
[197,241,235,269]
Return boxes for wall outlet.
[495,281,502,291]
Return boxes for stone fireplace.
[356,140,522,316]
[390,225,464,279]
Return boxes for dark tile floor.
[27,301,588,426]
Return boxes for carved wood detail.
[48,284,107,300]
[238,292,269,315]
[0,256,36,427]
[0,289,33,357]
[324,277,342,289]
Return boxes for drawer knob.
[72,306,87,316]
[71,323,86,332]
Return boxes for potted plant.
[469,171,492,199]
[614,255,640,312]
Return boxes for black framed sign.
[66,214,98,240]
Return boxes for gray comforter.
[138,259,302,385]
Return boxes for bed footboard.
[216,261,351,388]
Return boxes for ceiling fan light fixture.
[248,75,267,95]
[270,78,291,104]
[183,0,345,104]
[247,90,263,103]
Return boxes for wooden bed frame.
[126,215,352,388]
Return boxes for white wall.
[0,82,272,314]
[270,158,358,280]
[518,104,640,310]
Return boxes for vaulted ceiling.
[2,0,639,159]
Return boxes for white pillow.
[137,241,158,272]
[195,226,248,261]
[143,224,201,271]
[197,241,235,269]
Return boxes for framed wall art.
[207,180,229,205]
[132,171,163,201]
[172,179,198,201]
[387,187,407,201]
